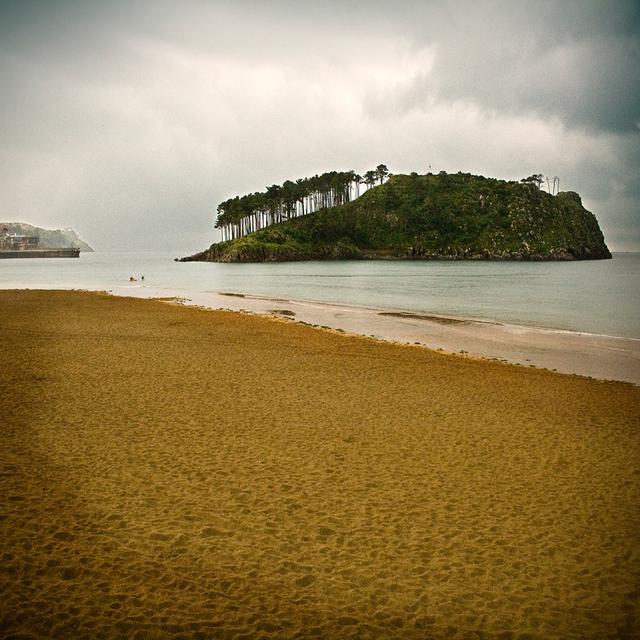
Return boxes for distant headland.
[0,223,93,258]
[180,169,611,263]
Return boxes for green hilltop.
[181,170,611,262]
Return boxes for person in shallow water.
[129,276,136,282]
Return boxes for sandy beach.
[112,284,640,385]
[1,289,639,639]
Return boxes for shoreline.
[6,284,640,384]
[213,290,640,341]
[106,285,640,385]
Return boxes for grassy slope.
[185,173,611,262]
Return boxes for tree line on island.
[216,165,389,241]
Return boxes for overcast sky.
[1,0,638,252]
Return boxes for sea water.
[1,251,639,339]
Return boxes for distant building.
[0,227,39,250]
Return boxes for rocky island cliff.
[181,171,611,263]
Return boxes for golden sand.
[1,290,639,640]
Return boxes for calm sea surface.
[1,251,639,339]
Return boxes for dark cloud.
[363,0,640,134]
[0,0,638,251]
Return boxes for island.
[0,223,93,259]
[180,169,611,263]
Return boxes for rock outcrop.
[0,223,93,252]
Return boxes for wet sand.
[112,285,640,385]
[1,289,639,639]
